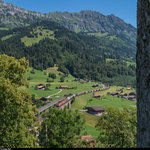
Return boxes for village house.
[36,84,45,89]
[111,92,118,96]
[127,87,132,90]
[110,92,118,96]
[86,106,105,116]
[81,135,96,143]
[129,92,136,96]
[128,95,136,101]
[118,93,128,98]
[93,93,101,98]
[59,85,68,89]
[37,97,47,101]
[92,84,99,88]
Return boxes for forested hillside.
[0,1,136,60]
[0,20,136,86]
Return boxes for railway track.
[37,86,110,113]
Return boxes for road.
[46,89,62,98]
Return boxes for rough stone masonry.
[137,0,150,147]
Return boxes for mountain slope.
[47,10,136,36]
[0,0,136,58]
[0,1,136,34]
[0,20,136,86]
[47,11,136,60]
[0,1,136,48]
[0,1,136,86]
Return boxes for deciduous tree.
[0,54,40,148]
[39,108,85,148]
[96,108,137,148]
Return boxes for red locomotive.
[56,100,67,107]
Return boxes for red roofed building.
[86,106,105,115]
[120,93,128,96]
[111,92,118,96]
[59,86,68,89]
[81,135,96,143]
[129,92,136,96]
[127,87,132,90]
[37,97,47,101]
[93,93,101,98]
[36,84,45,89]
[128,95,136,101]
[118,93,128,98]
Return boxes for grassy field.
[1,34,16,41]
[83,125,100,139]
[126,61,136,67]
[71,89,136,110]
[106,58,116,62]
[21,26,55,47]
[87,95,136,109]
[24,67,136,109]
[24,68,48,83]
[88,32,108,38]
[23,67,136,140]
[71,85,136,139]
[24,67,103,99]
[78,111,100,139]
[108,35,117,40]
[106,59,136,68]
[0,27,9,30]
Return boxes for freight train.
[55,86,110,108]
[56,99,66,107]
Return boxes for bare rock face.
[137,0,150,147]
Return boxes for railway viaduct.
[37,86,110,114]
[37,97,71,114]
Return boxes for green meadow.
[126,61,136,67]
[0,27,9,30]
[21,26,55,47]
[71,91,136,110]
[1,34,16,41]
[71,87,136,139]
[23,66,136,139]
[106,58,116,62]
[83,125,100,139]
[88,32,108,37]
[24,67,103,99]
